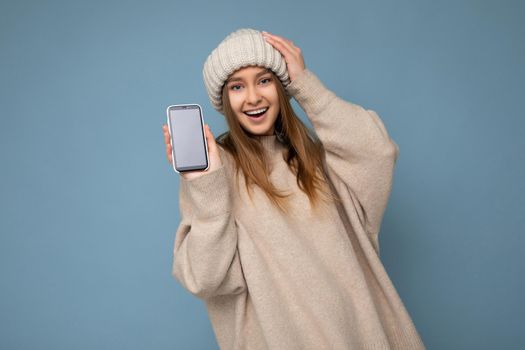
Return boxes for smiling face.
[224,66,280,136]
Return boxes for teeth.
[245,107,268,115]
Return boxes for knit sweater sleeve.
[285,69,399,250]
[171,147,247,300]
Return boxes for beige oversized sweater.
[172,69,426,349]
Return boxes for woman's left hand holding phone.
[162,124,222,180]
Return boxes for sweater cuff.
[285,69,336,116]
[181,164,231,218]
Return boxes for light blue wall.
[1,0,523,349]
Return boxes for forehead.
[226,66,271,82]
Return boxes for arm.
[172,159,247,300]
[286,69,399,247]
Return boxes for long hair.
[216,70,341,215]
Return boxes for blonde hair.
[216,69,341,215]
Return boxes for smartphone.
[166,103,209,173]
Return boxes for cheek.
[267,87,279,104]
[227,92,244,109]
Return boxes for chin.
[238,119,276,137]
[242,125,274,136]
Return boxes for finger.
[263,32,299,53]
[164,124,173,163]
[163,127,171,145]
[265,32,297,49]
[204,124,217,152]
[263,35,298,60]
[204,124,213,141]
[166,147,172,163]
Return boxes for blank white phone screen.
[169,107,207,169]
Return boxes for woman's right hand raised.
[162,123,223,180]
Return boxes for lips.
[244,106,269,113]
[244,107,268,119]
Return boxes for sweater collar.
[255,134,284,155]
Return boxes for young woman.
[162,28,425,350]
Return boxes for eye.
[229,77,271,91]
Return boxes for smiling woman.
[223,66,280,136]
[165,28,425,350]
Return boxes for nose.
[246,85,262,106]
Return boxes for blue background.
[1,0,523,349]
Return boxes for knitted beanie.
[202,28,292,115]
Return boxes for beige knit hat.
[202,28,292,115]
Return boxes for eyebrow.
[226,69,271,83]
